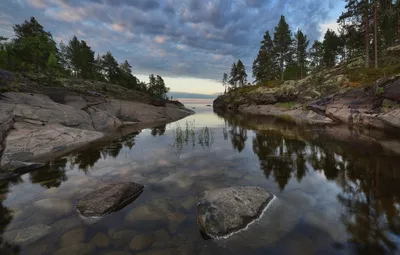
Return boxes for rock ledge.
[77,182,144,217]
[196,186,273,238]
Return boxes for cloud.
[0,0,344,81]
[319,22,340,40]
[177,44,186,50]
[213,54,223,61]
[26,0,46,8]
[111,23,126,33]
[154,35,166,44]
[45,8,85,22]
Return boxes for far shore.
[176,98,216,104]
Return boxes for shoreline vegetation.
[0,17,195,176]
[0,17,171,100]
[215,4,400,131]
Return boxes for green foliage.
[228,60,247,89]
[275,102,296,110]
[346,65,400,86]
[46,52,59,76]
[252,30,279,83]
[309,41,324,73]
[222,72,228,93]
[375,87,385,96]
[101,51,119,83]
[0,16,163,98]
[172,120,214,156]
[147,74,170,99]
[11,17,58,73]
[323,29,341,68]
[294,30,309,79]
[273,15,292,81]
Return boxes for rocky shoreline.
[213,75,400,131]
[0,69,194,179]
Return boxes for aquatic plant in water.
[172,120,214,155]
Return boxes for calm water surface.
[1,103,400,255]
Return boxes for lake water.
[1,103,400,255]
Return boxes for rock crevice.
[0,91,193,172]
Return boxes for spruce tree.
[273,15,292,80]
[294,30,309,79]
[12,17,57,73]
[229,62,238,88]
[101,51,119,83]
[252,30,278,83]
[222,73,228,93]
[309,40,324,72]
[236,60,247,87]
[323,29,341,67]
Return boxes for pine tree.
[147,74,169,98]
[101,51,119,83]
[294,30,309,79]
[252,30,279,83]
[323,29,341,67]
[222,73,228,93]
[0,37,8,69]
[79,40,95,79]
[338,0,371,67]
[118,60,140,89]
[363,0,370,68]
[229,62,238,88]
[12,17,57,72]
[66,36,81,76]
[46,52,59,78]
[273,15,292,80]
[373,0,378,68]
[236,60,247,87]
[309,40,324,72]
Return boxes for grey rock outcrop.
[196,186,273,237]
[306,77,400,129]
[0,90,192,170]
[77,182,144,217]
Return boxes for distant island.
[168,92,219,99]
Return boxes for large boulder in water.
[196,186,273,238]
[77,182,144,217]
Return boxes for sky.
[0,0,345,94]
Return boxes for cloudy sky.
[0,0,344,94]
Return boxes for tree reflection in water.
[29,158,68,188]
[218,109,400,253]
[69,132,140,172]
[151,125,166,136]
[0,178,22,254]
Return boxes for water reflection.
[151,125,166,136]
[337,153,400,254]
[171,121,214,155]
[0,107,399,254]
[253,133,306,190]
[70,132,140,172]
[218,109,400,253]
[29,158,68,188]
[0,179,21,254]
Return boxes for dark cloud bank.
[0,0,339,80]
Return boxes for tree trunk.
[300,64,303,79]
[398,6,400,43]
[364,0,370,68]
[374,1,378,68]
[280,53,284,81]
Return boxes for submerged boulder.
[196,186,273,238]
[77,182,144,217]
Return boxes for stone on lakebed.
[196,186,273,238]
[77,182,144,217]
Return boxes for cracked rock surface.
[197,186,273,237]
[0,91,192,169]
